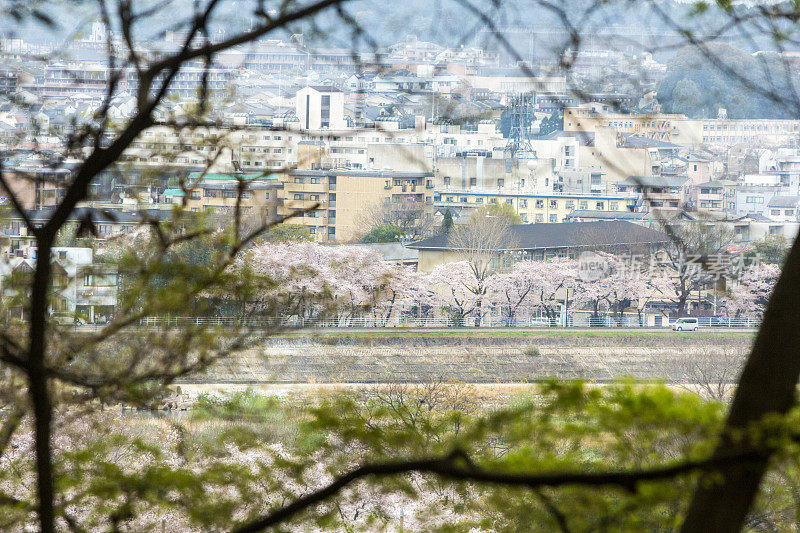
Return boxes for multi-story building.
[563,103,686,142]
[161,172,282,219]
[296,86,346,130]
[673,118,800,148]
[279,169,435,242]
[693,180,728,213]
[0,247,117,323]
[615,175,689,211]
[434,190,632,224]
[435,155,553,193]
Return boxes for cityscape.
[0,0,799,531]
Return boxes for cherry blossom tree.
[488,258,579,326]
[721,263,781,319]
[429,261,489,326]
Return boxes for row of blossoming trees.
[240,242,780,327]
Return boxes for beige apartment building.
[563,103,800,149]
[563,103,686,141]
[162,172,283,221]
[278,169,435,242]
[672,118,800,148]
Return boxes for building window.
[265,192,270,199]
[610,202,618,210]
[320,94,331,128]
[535,214,544,223]
[505,199,513,205]
[520,199,528,208]
[596,201,604,210]
[294,194,304,200]
[497,179,505,188]
[84,273,117,287]
[772,209,781,215]
[310,178,320,184]
[443,177,451,186]
[549,200,557,209]
[535,199,544,208]
[294,177,305,183]
[565,200,574,209]
[470,177,477,187]
[580,201,588,209]
[549,214,558,223]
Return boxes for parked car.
[672,317,699,331]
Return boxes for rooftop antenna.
[505,93,534,157]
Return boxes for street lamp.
[562,278,575,327]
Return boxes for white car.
[672,318,699,331]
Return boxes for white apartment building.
[295,86,346,130]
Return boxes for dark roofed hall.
[409,220,669,252]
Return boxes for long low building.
[408,220,670,271]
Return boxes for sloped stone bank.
[185,333,752,384]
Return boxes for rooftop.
[408,220,669,252]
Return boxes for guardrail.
[133,314,761,329]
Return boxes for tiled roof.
[408,220,669,251]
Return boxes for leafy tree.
[537,111,563,137]
[472,202,522,225]
[753,234,789,264]
[362,224,405,243]
[658,42,800,119]
[670,78,703,116]
[267,223,313,243]
[441,209,454,235]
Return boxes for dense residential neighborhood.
[1,20,797,327]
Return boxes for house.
[161,172,282,219]
[408,220,670,272]
[693,180,727,212]
[0,247,117,323]
[766,195,800,222]
[1,207,146,258]
[616,175,689,211]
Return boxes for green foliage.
[441,209,454,235]
[267,223,313,242]
[362,224,406,243]
[658,43,800,119]
[753,234,789,264]
[523,346,540,357]
[471,203,522,225]
[9,378,800,530]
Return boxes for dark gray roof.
[767,195,800,208]
[308,85,342,93]
[621,134,680,149]
[22,207,140,224]
[408,220,669,252]
[539,130,595,144]
[619,175,688,188]
[291,169,433,178]
[697,180,726,188]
